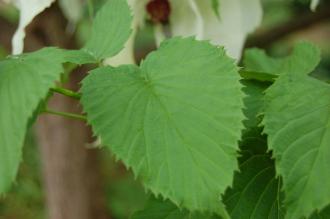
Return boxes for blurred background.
[0,0,329,218]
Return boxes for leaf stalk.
[50,87,81,100]
[43,109,87,122]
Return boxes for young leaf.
[81,37,244,216]
[0,48,66,194]
[263,73,330,219]
[131,197,220,219]
[83,0,132,61]
[243,42,320,76]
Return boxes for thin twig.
[43,109,87,122]
[246,5,330,48]
[50,87,81,100]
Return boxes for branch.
[50,87,81,100]
[43,109,87,122]
[246,5,330,48]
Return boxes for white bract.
[106,0,263,66]
[6,0,55,54]
[310,0,320,11]
[5,0,319,56]
[192,0,262,59]
[58,0,84,26]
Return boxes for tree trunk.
[22,4,111,219]
[37,77,109,219]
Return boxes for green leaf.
[83,0,132,61]
[309,205,330,219]
[224,154,284,219]
[241,80,268,131]
[243,42,320,76]
[81,37,244,217]
[239,70,277,82]
[262,72,330,219]
[63,49,97,65]
[0,47,66,193]
[224,118,285,219]
[131,197,220,219]
[131,197,188,219]
[0,39,117,194]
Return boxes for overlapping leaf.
[131,197,220,219]
[83,0,132,61]
[81,37,244,217]
[0,0,132,194]
[239,70,277,82]
[224,153,284,219]
[0,46,112,194]
[243,42,320,76]
[0,48,65,193]
[241,80,268,131]
[310,205,330,219]
[223,113,285,219]
[263,72,330,219]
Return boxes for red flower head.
[146,0,171,24]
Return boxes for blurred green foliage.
[0,0,329,218]
[0,130,45,219]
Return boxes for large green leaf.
[262,72,330,219]
[243,42,320,76]
[81,37,244,216]
[0,48,66,193]
[131,197,220,219]
[83,0,132,61]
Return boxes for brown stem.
[33,5,111,219]
[246,4,330,48]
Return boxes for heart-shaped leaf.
[81,37,244,216]
[263,73,330,219]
